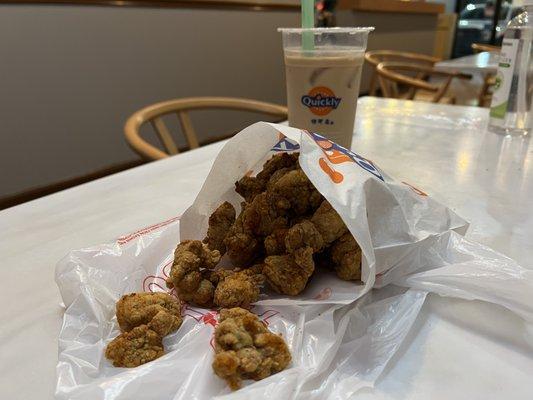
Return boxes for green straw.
[301,0,314,51]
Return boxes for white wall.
[0,5,298,197]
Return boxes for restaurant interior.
[1,0,528,207]
[1,1,532,400]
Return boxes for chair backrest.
[124,97,288,160]
[365,50,442,96]
[471,43,501,54]
[376,62,461,103]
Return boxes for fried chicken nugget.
[166,240,221,307]
[224,193,288,267]
[331,233,362,281]
[224,203,262,268]
[310,200,349,244]
[242,192,288,237]
[105,325,164,367]
[235,153,299,202]
[262,247,315,295]
[284,220,324,253]
[264,228,288,256]
[284,200,346,254]
[212,308,291,390]
[214,267,264,309]
[116,292,182,336]
[269,169,323,215]
[203,201,236,255]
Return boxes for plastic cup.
[279,27,373,148]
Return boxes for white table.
[435,51,498,75]
[1,97,532,400]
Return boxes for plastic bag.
[55,122,533,399]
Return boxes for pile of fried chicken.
[166,152,362,309]
[105,152,361,389]
[105,295,290,390]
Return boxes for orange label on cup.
[301,86,341,116]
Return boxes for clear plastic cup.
[279,27,373,148]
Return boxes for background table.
[1,97,532,400]
[435,51,498,74]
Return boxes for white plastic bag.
[55,122,533,399]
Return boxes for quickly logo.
[301,86,341,116]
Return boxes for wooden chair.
[471,43,500,107]
[124,97,288,160]
[376,62,470,104]
[471,43,501,54]
[365,50,442,96]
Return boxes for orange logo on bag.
[301,86,341,116]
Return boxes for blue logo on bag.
[272,137,300,152]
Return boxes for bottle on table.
[488,1,533,136]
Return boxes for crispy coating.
[310,200,348,245]
[263,247,315,295]
[242,192,288,237]
[331,233,362,281]
[224,203,262,268]
[269,169,323,215]
[264,228,288,256]
[285,220,324,253]
[257,152,299,181]
[105,325,164,367]
[235,176,265,204]
[214,268,264,309]
[166,240,221,307]
[224,193,288,267]
[212,308,291,390]
[265,167,297,192]
[116,292,182,336]
[235,153,299,202]
[203,201,236,255]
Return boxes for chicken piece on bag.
[213,266,264,309]
[331,232,362,281]
[203,201,236,255]
[224,193,289,267]
[310,200,349,244]
[269,169,323,216]
[284,200,348,253]
[212,308,291,390]
[264,228,289,256]
[235,152,299,202]
[224,203,262,268]
[105,325,164,367]
[284,220,324,253]
[262,247,315,295]
[116,292,183,336]
[166,240,221,307]
[242,192,289,237]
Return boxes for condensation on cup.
[279,27,374,149]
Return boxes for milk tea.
[284,48,364,148]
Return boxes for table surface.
[1,97,532,400]
[435,51,498,74]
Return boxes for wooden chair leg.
[369,71,377,96]
[478,73,492,107]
